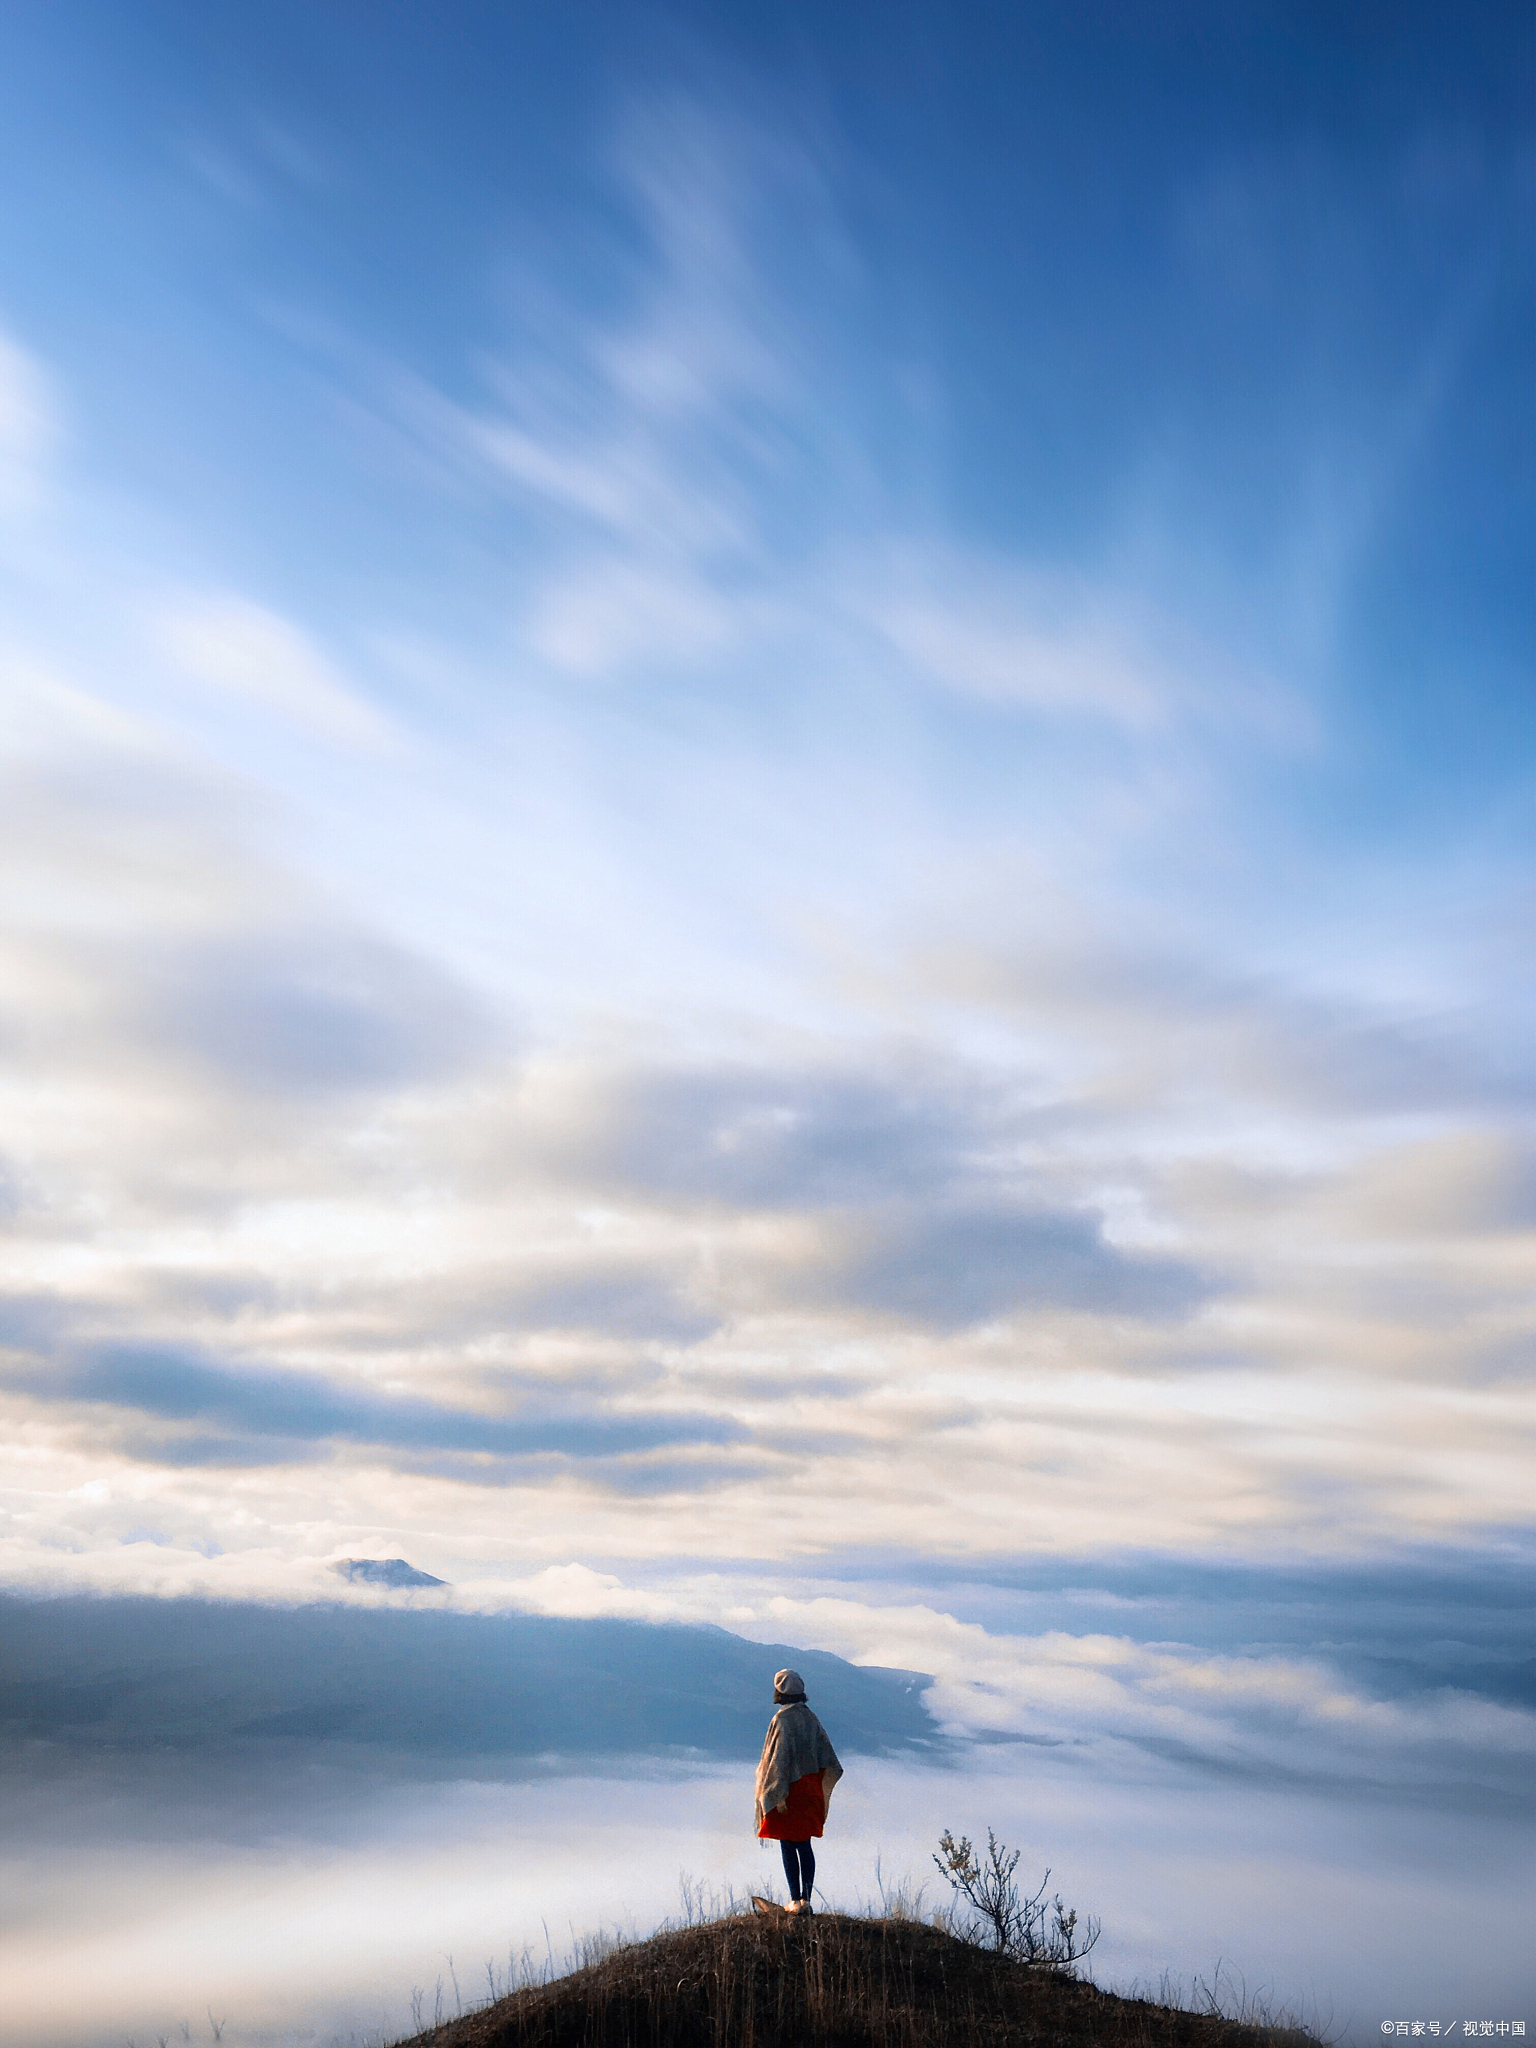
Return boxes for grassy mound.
[396,1910,1317,2047]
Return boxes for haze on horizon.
[0,2,1533,2040]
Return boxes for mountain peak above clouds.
[333,1557,447,1588]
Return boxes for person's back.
[754,1668,842,1912]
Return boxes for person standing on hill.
[755,1667,843,1914]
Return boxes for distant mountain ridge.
[0,1589,937,1771]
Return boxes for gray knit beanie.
[773,1667,807,1703]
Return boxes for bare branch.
[933,1826,1101,1971]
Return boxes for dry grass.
[393,1910,1320,2048]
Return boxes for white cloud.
[857,557,1169,727]
[528,555,742,675]
[154,594,395,751]
[746,1591,1536,1784]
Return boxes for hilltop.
[396,1911,1317,2048]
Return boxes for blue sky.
[1,8,1534,2022]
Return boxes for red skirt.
[759,1771,826,1840]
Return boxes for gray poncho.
[754,1701,843,1830]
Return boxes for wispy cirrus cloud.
[153,594,397,753]
[356,101,1217,738]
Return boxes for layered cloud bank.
[1,674,1529,1568]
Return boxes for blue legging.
[780,1839,815,1901]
